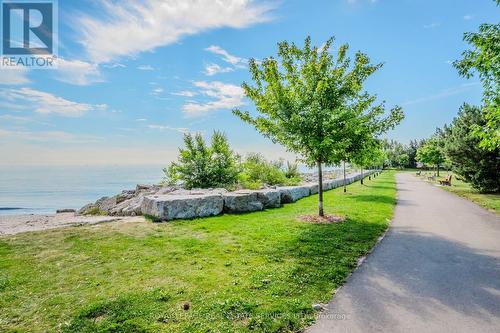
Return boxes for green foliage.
[416,136,446,170]
[453,8,499,150]
[164,131,239,190]
[383,139,424,168]
[234,36,403,215]
[444,104,500,193]
[238,153,301,189]
[0,172,397,332]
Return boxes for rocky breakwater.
[79,170,378,221]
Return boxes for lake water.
[0,164,343,216]
[0,165,165,215]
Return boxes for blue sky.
[0,0,497,165]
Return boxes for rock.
[141,194,224,221]
[223,191,263,213]
[56,209,75,213]
[78,195,117,215]
[305,183,319,194]
[312,304,324,311]
[254,189,281,208]
[278,186,311,203]
[136,184,154,192]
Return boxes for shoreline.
[0,213,145,236]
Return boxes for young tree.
[444,104,500,193]
[234,36,403,216]
[416,137,446,176]
[351,139,383,185]
[164,131,240,189]
[453,4,499,150]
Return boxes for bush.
[444,104,500,193]
[238,154,301,189]
[164,131,239,190]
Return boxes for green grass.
[0,172,396,333]
[415,171,499,214]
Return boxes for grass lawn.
[415,171,499,214]
[0,171,396,333]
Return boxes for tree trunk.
[343,161,347,193]
[360,167,364,185]
[437,164,440,177]
[318,161,324,217]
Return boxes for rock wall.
[80,170,378,221]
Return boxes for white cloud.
[103,63,127,68]
[151,87,164,95]
[463,14,473,20]
[137,65,155,71]
[148,124,189,133]
[204,63,234,76]
[78,0,274,63]
[54,58,104,85]
[0,67,30,85]
[0,88,107,117]
[423,22,440,29]
[135,118,147,121]
[205,45,247,68]
[182,81,245,117]
[172,90,197,97]
[0,128,102,143]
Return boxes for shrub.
[164,131,239,190]
[238,154,301,189]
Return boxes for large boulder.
[141,194,224,221]
[254,189,281,208]
[223,191,263,213]
[305,183,319,194]
[278,186,311,203]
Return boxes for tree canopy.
[233,36,403,216]
[444,104,500,193]
[453,4,499,150]
[416,136,446,175]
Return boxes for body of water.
[0,164,346,216]
[0,165,165,215]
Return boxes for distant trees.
[416,137,446,176]
[383,139,425,169]
[234,36,403,216]
[444,104,500,193]
[453,3,499,150]
[164,131,240,189]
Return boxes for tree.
[416,137,446,176]
[407,139,424,168]
[351,139,383,185]
[444,104,500,193]
[383,140,406,168]
[453,4,499,150]
[164,131,240,189]
[234,36,403,216]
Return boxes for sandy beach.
[0,213,145,236]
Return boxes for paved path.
[307,173,500,333]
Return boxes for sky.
[0,0,498,166]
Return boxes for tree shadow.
[308,227,500,326]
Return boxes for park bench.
[439,175,452,186]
